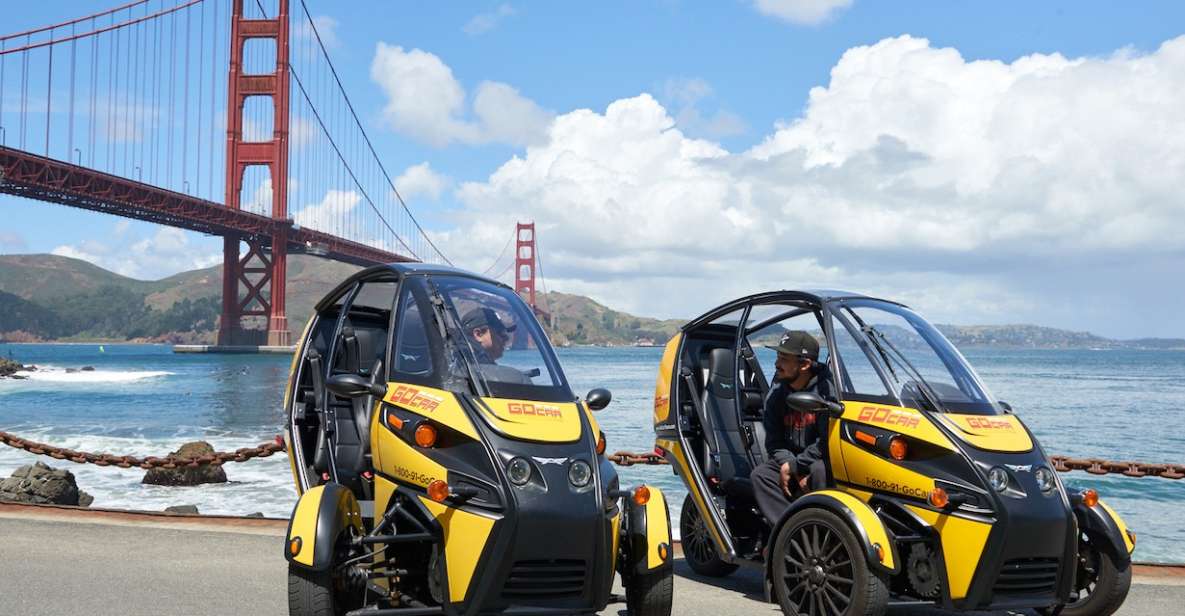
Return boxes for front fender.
[1075,496,1133,569]
[623,486,673,575]
[285,483,364,571]
[767,490,899,577]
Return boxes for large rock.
[141,441,228,486]
[0,357,27,378]
[0,462,94,507]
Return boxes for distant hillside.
[0,254,1181,349]
[538,292,683,346]
[0,254,358,343]
[936,324,1185,350]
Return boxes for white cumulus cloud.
[434,35,1185,336]
[52,226,219,280]
[370,43,553,148]
[396,162,450,201]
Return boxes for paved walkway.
[0,504,1180,616]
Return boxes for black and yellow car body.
[281,264,673,616]
[653,290,1134,616]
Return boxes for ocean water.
[0,343,1182,563]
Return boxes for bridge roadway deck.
[0,503,1180,616]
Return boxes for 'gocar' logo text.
[508,402,563,419]
[858,406,920,429]
[389,385,443,413]
[965,417,1014,430]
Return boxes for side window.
[391,284,437,384]
[743,303,829,386]
[333,279,397,377]
[830,319,894,401]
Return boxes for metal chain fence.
[1,430,1182,479]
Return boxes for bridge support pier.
[267,229,290,347]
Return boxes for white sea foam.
[12,365,173,383]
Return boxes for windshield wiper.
[859,322,947,414]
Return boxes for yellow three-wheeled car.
[281,264,673,616]
[653,290,1133,616]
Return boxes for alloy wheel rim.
[683,506,716,565]
[780,521,855,616]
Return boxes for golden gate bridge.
[0,0,479,347]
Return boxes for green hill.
[0,254,1181,349]
[0,254,358,343]
[538,291,683,346]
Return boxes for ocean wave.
[10,365,173,383]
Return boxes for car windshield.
[432,276,573,402]
[832,299,1002,415]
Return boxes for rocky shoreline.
[0,357,33,379]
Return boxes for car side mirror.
[585,388,612,411]
[999,400,1013,414]
[326,373,387,399]
[786,391,844,418]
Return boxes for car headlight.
[507,457,531,486]
[1034,466,1056,493]
[568,460,592,487]
[988,467,1009,492]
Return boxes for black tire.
[1056,533,1132,616]
[771,508,888,616]
[680,494,738,577]
[625,567,674,616]
[288,564,340,616]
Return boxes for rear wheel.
[625,567,674,616]
[771,508,888,616]
[1053,532,1132,616]
[680,494,738,577]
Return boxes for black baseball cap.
[460,307,516,335]
[765,330,820,360]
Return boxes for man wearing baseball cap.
[750,330,832,527]
[460,306,517,364]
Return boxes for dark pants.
[751,458,827,526]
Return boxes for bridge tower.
[514,222,537,309]
[219,0,292,346]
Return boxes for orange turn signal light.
[597,432,607,455]
[385,409,404,430]
[1127,530,1137,546]
[427,479,449,503]
[1082,488,1099,508]
[415,423,438,448]
[658,542,670,561]
[633,486,651,506]
[854,430,877,446]
[889,436,908,461]
[288,536,303,557]
[928,487,949,508]
[872,542,884,562]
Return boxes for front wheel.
[625,567,673,616]
[771,508,888,616]
[680,494,738,577]
[288,565,339,616]
[1056,532,1132,616]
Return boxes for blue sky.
[3,1,1185,338]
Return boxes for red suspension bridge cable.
[292,0,452,265]
[0,0,203,56]
[0,0,151,43]
[481,233,515,276]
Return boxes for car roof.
[682,289,907,331]
[314,262,511,312]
